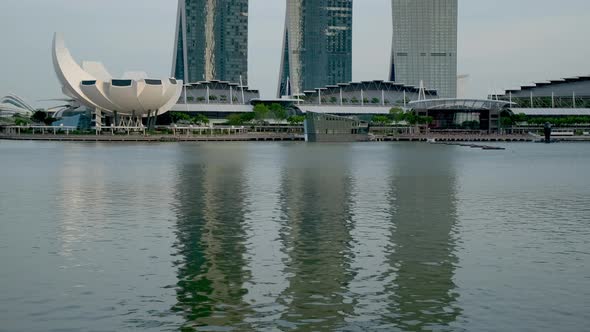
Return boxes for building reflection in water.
[171,143,461,330]
[172,145,252,330]
[275,145,356,330]
[384,144,462,330]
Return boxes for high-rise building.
[173,0,249,84]
[278,0,353,97]
[390,0,458,98]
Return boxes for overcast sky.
[1,0,589,107]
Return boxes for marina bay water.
[0,141,588,331]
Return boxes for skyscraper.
[278,0,353,97]
[390,0,458,98]
[173,0,249,84]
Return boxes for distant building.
[409,99,512,133]
[278,0,353,97]
[0,94,36,118]
[170,81,260,121]
[304,112,368,142]
[496,76,590,109]
[173,0,249,84]
[390,0,458,98]
[297,80,437,107]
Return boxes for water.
[0,141,589,331]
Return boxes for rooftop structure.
[278,0,353,97]
[173,0,249,84]
[496,76,590,108]
[298,80,437,107]
[390,0,458,98]
[52,33,183,129]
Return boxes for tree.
[330,97,338,104]
[351,97,359,104]
[170,112,192,123]
[269,103,287,121]
[196,96,206,102]
[287,115,305,125]
[389,107,405,123]
[253,104,270,123]
[14,118,28,126]
[371,115,389,125]
[192,114,209,125]
[371,97,380,104]
[209,95,218,101]
[341,98,349,104]
[31,110,47,123]
[227,114,245,125]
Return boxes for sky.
[1,0,589,108]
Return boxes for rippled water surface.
[0,141,589,331]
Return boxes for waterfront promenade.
[0,132,545,142]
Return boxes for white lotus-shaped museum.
[52,33,182,118]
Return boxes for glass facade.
[173,0,249,85]
[279,0,353,97]
[390,0,457,98]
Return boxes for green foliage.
[269,103,287,120]
[351,97,359,104]
[193,114,209,125]
[14,118,28,126]
[330,97,338,104]
[209,95,218,101]
[341,98,348,104]
[196,96,206,102]
[363,98,369,104]
[226,112,255,125]
[31,110,47,123]
[501,112,590,127]
[253,104,270,121]
[371,97,380,104]
[227,114,245,125]
[371,115,390,125]
[186,96,194,102]
[501,117,514,127]
[170,112,192,123]
[287,115,305,125]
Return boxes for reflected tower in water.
[385,144,462,329]
[171,146,252,330]
[278,0,353,97]
[276,146,356,330]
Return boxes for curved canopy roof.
[0,94,36,117]
[409,99,513,112]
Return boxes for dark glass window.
[82,80,97,86]
[145,79,162,85]
[111,80,132,87]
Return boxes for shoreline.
[5,133,588,143]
